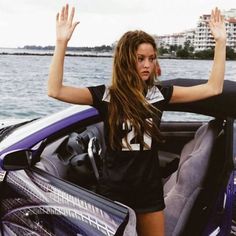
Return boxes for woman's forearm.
[48,41,68,98]
[207,40,226,95]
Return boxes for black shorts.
[98,178,165,213]
[99,148,165,213]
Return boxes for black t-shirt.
[88,84,173,212]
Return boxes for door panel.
[0,168,128,236]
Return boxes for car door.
[0,114,129,236]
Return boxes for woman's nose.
[144,59,150,68]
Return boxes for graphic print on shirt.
[101,85,166,151]
[102,85,164,104]
[122,119,152,151]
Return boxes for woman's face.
[136,43,156,81]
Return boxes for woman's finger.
[64,4,69,20]
[71,21,80,34]
[210,9,214,23]
[216,8,220,22]
[220,15,225,23]
[60,6,65,21]
[56,12,59,23]
[69,7,75,24]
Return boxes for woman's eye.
[138,57,143,62]
[149,58,154,62]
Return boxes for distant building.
[194,9,236,51]
[183,29,195,47]
[193,14,213,51]
[154,29,195,55]
[224,8,236,51]
[155,32,186,49]
[155,9,236,52]
[223,8,236,18]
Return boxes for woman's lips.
[141,71,150,75]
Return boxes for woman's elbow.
[218,86,223,95]
[212,86,223,96]
[47,88,60,99]
[207,81,223,96]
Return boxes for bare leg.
[136,210,165,236]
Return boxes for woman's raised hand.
[56,4,79,43]
[209,7,226,43]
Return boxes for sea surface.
[0,49,236,121]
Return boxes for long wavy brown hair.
[108,30,163,150]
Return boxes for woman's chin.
[141,76,150,81]
[138,73,151,81]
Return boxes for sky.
[0,0,235,48]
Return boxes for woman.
[48,4,226,236]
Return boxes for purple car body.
[0,79,236,236]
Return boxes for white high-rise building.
[155,33,185,49]
[155,9,236,52]
[155,29,195,50]
[194,9,236,52]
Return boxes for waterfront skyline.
[0,0,235,48]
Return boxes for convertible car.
[0,79,236,236]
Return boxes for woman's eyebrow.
[137,53,155,56]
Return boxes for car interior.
[35,112,233,235]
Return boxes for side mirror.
[0,149,32,170]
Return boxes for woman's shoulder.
[88,84,106,92]
[154,82,174,102]
[88,84,106,99]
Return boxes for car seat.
[163,119,222,236]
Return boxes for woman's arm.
[48,4,93,105]
[170,7,226,104]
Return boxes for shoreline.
[0,52,235,60]
[0,52,113,58]
[0,52,176,59]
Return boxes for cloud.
[0,0,235,48]
[79,0,150,15]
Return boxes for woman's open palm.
[56,4,79,43]
[209,7,226,42]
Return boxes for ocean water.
[0,52,236,121]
